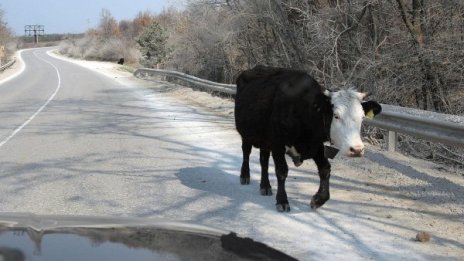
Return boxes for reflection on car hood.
[0,213,297,261]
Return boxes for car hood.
[0,213,296,261]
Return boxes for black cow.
[234,65,381,212]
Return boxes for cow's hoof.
[276,203,290,212]
[310,200,320,209]
[260,187,272,196]
[240,177,250,185]
[310,195,329,209]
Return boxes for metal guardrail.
[0,58,16,72]
[365,105,464,150]
[135,68,236,95]
[134,68,464,150]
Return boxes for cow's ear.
[362,101,382,119]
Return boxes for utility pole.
[24,25,45,44]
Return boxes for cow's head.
[323,89,381,157]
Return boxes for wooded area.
[59,1,464,116]
[162,0,463,115]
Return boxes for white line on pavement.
[0,50,62,148]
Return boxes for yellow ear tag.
[366,110,374,119]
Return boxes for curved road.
[0,48,462,260]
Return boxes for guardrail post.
[386,130,397,152]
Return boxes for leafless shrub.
[398,135,464,171]
[0,6,14,60]
[59,9,141,64]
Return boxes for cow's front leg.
[240,141,252,185]
[259,149,272,195]
[272,148,290,212]
[311,145,331,209]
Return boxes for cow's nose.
[349,145,364,157]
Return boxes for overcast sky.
[1,0,185,35]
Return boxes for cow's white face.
[327,89,367,157]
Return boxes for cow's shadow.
[176,167,240,198]
[174,166,309,219]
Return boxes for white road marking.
[0,50,61,148]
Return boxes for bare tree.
[99,9,120,39]
[0,6,14,59]
[394,0,464,112]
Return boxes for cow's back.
[235,66,323,149]
[235,66,278,148]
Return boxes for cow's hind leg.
[272,148,290,212]
[259,149,272,195]
[310,145,331,209]
[240,140,252,185]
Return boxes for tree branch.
[395,0,416,37]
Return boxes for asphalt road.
[0,48,241,216]
[0,48,462,260]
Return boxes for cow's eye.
[334,114,340,120]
